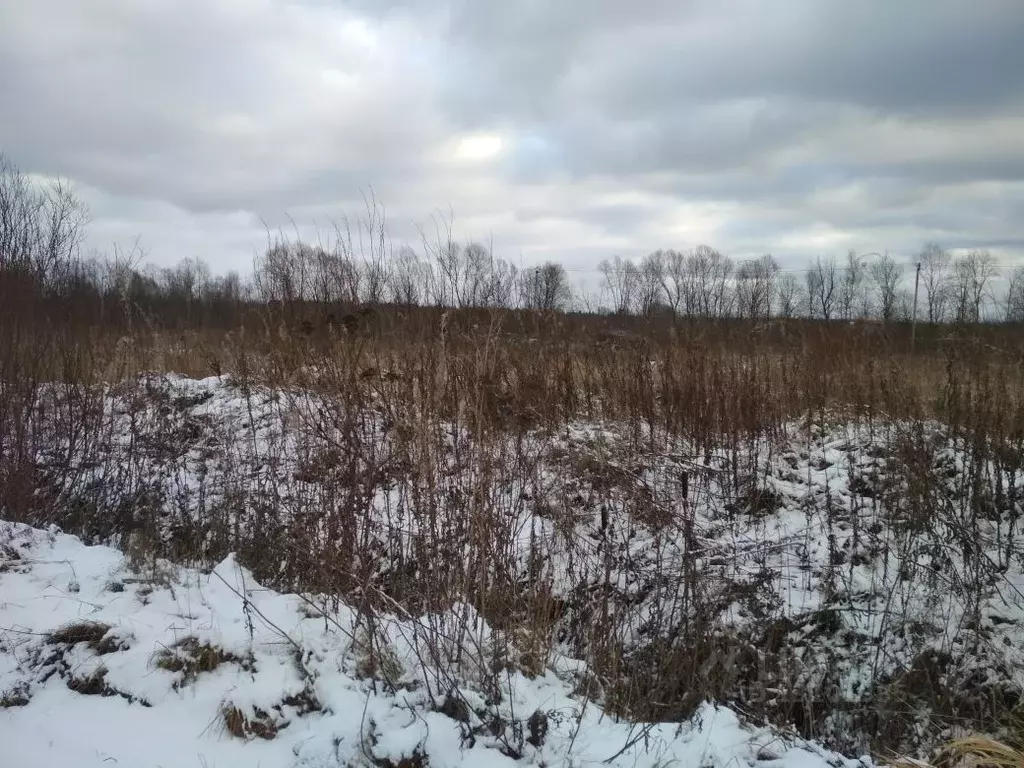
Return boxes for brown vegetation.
[3,154,1024,761]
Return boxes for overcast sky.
[1,0,1023,276]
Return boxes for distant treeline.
[4,154,1024,338]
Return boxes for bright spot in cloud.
[453,134,504,161]
[340,18,378,49]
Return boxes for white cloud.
[453,134,504,162]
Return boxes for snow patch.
[0,520,869,767]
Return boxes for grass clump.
[47,621,120,654]
[0,682,30,708]
[221,704,279,740]
[154,636,242,689]
[353,629,405,687]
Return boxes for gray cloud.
[0,0,449,213]
[0,0,1022,276]
[440,1,1024,123]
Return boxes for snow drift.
[0,519,868,767]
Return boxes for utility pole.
[911,261,921,353]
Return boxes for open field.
[4,168,1024,766]
[4,303,1024,764]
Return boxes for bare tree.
[870,253,903,322]
[253,240,300,304]
[355,193,391,306]
[434,239,516,308]
[483,257,518,308]
[391,245,431,306]
[687,245,733,317]
[326,217,366,304]
[210,270,244,305]
[519,262,572,312]
[895,289,915,322]
[805,256,838,320]
[637,251,666,315]
[775,272,803,319]
[308,245,336,304]
[1004,266,1024,323]
[570,276,598,314]
[97,238,148,317]
[599,256,639,314]
[838,250,867,320]
[735,255,778,321]
[432,240,463,307]
[952,250,999,323]
[462,241,494,307]
[312,243,360,305]
[361,258,391,305]
[919,242,951,324]
[657,249,688,315]
[333,248,362,305]
[422,212,460,307]
[0,154,88,285]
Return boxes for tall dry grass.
[4,281,1024,760]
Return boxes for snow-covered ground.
[0,520,870,767]
[9,373,1024,759]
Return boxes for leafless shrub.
[6,169,1024,762]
